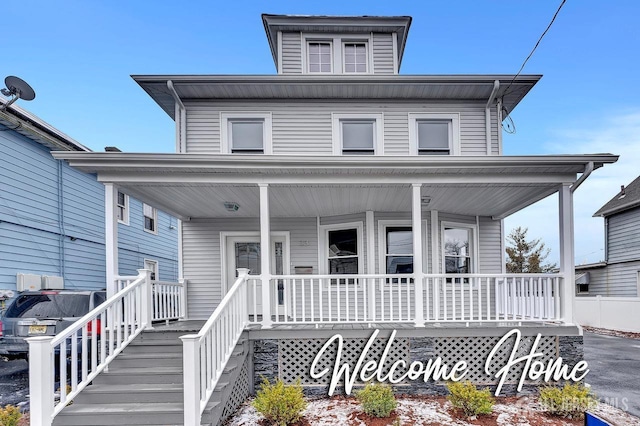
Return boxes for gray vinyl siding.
[478,217,503,273]
[372,33,395,74]
[182,217,318,318]
[577,261,640,297]
[184,101,495,156]
[182,211,503,318]
[281,32,302,74]
[607,208,640,263]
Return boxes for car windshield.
[5,294,90,318]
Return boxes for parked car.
[0,290,106,360]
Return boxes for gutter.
[570,161,594,193]
[0,109,77,151]
[485,80,500,155]
[167,80,186,153]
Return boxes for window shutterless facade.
[441,223,477,282]
[343,42,368,73]
[143,203,157,234]
[408,113,460,155]
[116,191,129,224]
[332,113,383,155]
[385,226,414,274]
[220,112,273,154]
[307,41,332,73]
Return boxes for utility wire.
[503,0,568,104]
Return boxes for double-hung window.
[307,42,332,73]
[143,203,157,234]
[409,113,460,156]
[332,113,383,155]
[221,112,272,154]
[117,191,129,224]
[321,223,363,285]
[385,227,414,274]
[343,42,367,73]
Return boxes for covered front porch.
[38,152,615,425]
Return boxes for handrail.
[27,269,154,426]
[181,269,250,426]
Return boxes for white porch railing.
[181,269,250,426]
[27,270,154,426]
[153,279,186,322]
[246,273,563,326]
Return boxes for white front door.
[225,234,289,316]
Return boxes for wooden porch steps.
[52,328,249,426]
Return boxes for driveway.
[584,332,640,418]
[0,358,29,407]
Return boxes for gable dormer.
[262,14,411,75]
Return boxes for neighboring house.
[574,176,640,332]
[38,14,618,426]
[0,99,179,302]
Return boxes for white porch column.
[259,184,273,329]
[105,183,118,299]
[412,184,425,327]
[365,211,376,321]
[558,183,575,323]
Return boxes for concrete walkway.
[584,332,640,418]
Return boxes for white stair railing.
[27,269,153,426]
[152,280,186,322]
[181,269,250,426]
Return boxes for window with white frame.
[332,113,383,155]
[117,191,129,224]
[221,112,272,154]
[443,225,475,275]
[327,228,360,274]
[343,42,368,73]
[384,226,414,274]
[307,41,332,73]
[144,259,158,281]
[143,203,157,234]
[409,113,460,156]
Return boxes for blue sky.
[4,0,640,264]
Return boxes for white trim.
[220,112,273,155]
[302,33,373,74]
[318,221,364,275]
[430,210,439,273]
[500,218,506,274]
[105,183,118,298]
[365,211,375,274]
[441,220,478,274]
[377,219,428,275]
[341,40,370,74]
[277,31,283,74]
[143,203,158,235]
[178,219,184,280]
[408,112,461,156]
[116,191,129,225]
[392,33,398,74]
[143,258,159,281]
[219,231,291,294]
[331,112,384,155]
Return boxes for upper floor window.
[343,42,368,73]
[143,203,157,234]
[332,113,383,155]
[221,112,272,154]
[117,191,129,225]
[409,113,460,156]
[307,42,332,73]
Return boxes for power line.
[503,0,568,105]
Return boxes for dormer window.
[307,42,332,73]
[221,112,273,154]
[343,42,368,73]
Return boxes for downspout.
[485,80,500,156]
[167,80,186,153]
[570,161,594,193]
[57,160,66,280]
[497,97,503,155]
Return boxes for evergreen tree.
[505,227,556,273]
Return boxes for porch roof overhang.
[52,152,618,221]
[131,74,541,119]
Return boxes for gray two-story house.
[36,14,618,426]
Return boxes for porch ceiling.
[51,152,618,220]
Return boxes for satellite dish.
[0,75,36,110]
